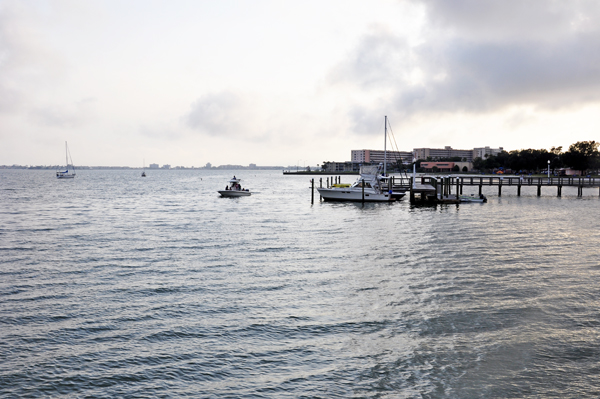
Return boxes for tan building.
[351,149,412,164]
[420,161,473,172]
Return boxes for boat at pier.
[317,116,406,202]
[317,164,402,202]
[218,176,251,197]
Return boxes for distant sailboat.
[142,158,146,177]
[56,141,76,179]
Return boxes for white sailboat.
[56,141,76,179]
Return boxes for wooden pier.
[310,175,600,204]
[408,175,600,204]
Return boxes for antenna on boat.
[384,116,387,176]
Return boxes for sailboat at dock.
[317,116,406,202]
[56,141,76,179]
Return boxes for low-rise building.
[473,146,504,159]
[420,161,473,172]
[351,149,412,164]
[414,146,474,162]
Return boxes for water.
[1,169,600,398]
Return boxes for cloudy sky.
[2,0,600,167]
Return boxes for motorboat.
[218,176,251,197]
[317,164,402,202]
[56,141,76,179]
[460,194,487,203]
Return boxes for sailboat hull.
[56,172,75,179]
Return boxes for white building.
[473,147,504,159]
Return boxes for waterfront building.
[321,161,361,173]
[420,161,473,172]
[473,146,504,159]
[351,149,412,164]
[413,146,474,162]
[149,163,159,169]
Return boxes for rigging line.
[385,119,402,165]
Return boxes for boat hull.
[317,188,393,202]
[56,173,75,179]
[218,190,251,197]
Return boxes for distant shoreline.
[1,166,286,171]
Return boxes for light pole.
[547,160,551,180]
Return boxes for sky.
[1,0,600,167]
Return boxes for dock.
[309,174,600,204]
[409,175,600,204]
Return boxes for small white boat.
[56,141,76,179]
[218,176,251,197]
[460,194,487,203]
[317,164,401,202]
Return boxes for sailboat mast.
[384,116,387,176]
[65,141,68,167]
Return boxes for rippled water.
[1,169,600,398]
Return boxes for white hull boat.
[317,116,406,202]
[218,177,251,197]
[317,164,399,202]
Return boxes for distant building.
[420,161,473,172]
[414,146,474,162]
[473,146,504,159]
[249,163,257,169]
[321,161,361,173]
[161,164,171,169]
[205,162,212,169]
[351,149,412,164]
[149,163,159,169]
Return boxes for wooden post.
[456,178,460,198]
[311,179,314,204]
[479,184,482,196]
[320,177,322,188]
[537,185,541,196]
[459,178,463,195]
[558,185,561,197]
[326,177,329,188]
[362,179,365,203]
[498,178,502,196]
[517,179,521,196]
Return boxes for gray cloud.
[29,98,96,128]
[330,0,600,126]
[185,91,249,138]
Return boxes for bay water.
[1,169,600,398]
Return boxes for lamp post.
[547,160,551,181]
